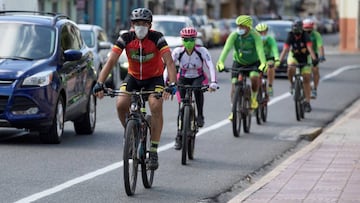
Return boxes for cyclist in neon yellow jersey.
[255,23,280,97]
[216,15,267,120]
[302,18,326,99]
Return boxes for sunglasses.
[183,38,195,42]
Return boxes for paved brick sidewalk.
[228,99,360,203]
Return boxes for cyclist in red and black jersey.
[279,20,318,112]
[93,8,177,170]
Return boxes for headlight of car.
[22,71,53,87]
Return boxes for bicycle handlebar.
[103,88,162,99]
[176,84,219,92]
[280,63,314,68]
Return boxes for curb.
[300,127,323,141]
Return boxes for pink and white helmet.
[180,27,197,38]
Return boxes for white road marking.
[14,65,360,203]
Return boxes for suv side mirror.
[64,50,82,61]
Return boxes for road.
[1,34,360,203]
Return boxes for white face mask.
[237,28,246,35]
[134,25,148,39]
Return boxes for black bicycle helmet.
[292,20,303,34]
[130,8,152,22]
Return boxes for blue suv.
[0,11,97,143]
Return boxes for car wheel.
[74,92,96,135]
[39,96,64,144]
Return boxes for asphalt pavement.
[228,45,360,202]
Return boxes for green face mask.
[183,40,195,51]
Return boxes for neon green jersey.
[262,35,279,60]
[309,30,323,54]
[218,29,266,65]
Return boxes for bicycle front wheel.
[294,79,302,121]
[232,86,243,137]
[243,85,252,133]
[141,115,154,188]
[123,119,139,196]
[188,109,196,160]
[181,106,191,165]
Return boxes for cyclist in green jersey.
[216,15,267,120]
[303,18,326,99]
[255,23,280,97]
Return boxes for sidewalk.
[228,98,360,203]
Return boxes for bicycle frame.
[226,66,256,137]
[177,84,208,165]
[288,63,310,121]
[104,88,161,195]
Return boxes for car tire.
[39,96,65,144]
[74,92,96,135]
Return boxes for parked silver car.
[79,24,122,88]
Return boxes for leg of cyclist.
[116,77,133,127]
[250,71,259,109]
[145,76,166,170]
[287,54,297,94]
[266,61,275,96]
[311,65,319,99]
[302,66,312,112]
[193,75,205,127]
[228,62,241,120]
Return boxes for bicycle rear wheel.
[299,81,305,119]
[123,119,139,196]
[141,115,154,188]
[232,86,243,137]
[188,109,196,160]
[181,106,191,165]
[243,85,252,133]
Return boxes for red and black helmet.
[303,18,315,30]
[180,27,197,38]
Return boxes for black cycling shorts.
[231,61,259,79]
[121,74,165,93]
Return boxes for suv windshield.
[152,21,186,37]
[0,23,55,60]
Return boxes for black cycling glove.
[92,82,105,94]
[312,58,319,66]
[165,82,177,95]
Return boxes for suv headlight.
[22,71,53,87]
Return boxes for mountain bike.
[256,71,268,125]
[105,88,162,196]
[225,66,256,137]
[177,84,210,165]
[288,63,310,121]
